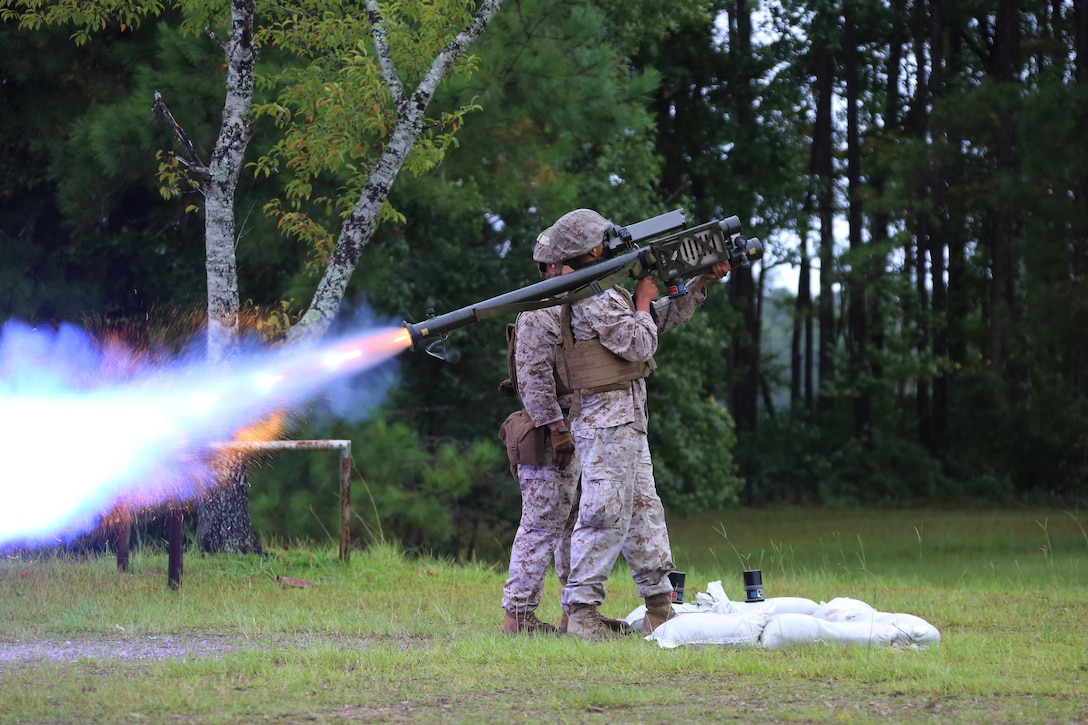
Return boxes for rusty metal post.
[115,517,130,572]
[167,506,184,590]
[211,440,353,561]
[339,446,352,563]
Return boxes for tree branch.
[290,0,507,343]
[365,0,406,110]
[204,26,228,53]
[152,91,210,178]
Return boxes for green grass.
[1,507,1086,724]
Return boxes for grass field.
[1,507,1086,724]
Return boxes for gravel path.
[0,633,327,664]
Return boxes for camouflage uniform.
[501,298,579,617]
[560,284,707,609]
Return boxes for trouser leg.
[622,434,674,599]
[561,425,637,608]
[503,459,580,612]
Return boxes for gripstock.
[404,209,762,358]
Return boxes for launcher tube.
[403,247,649,349]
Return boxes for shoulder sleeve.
[513,310,565,427]
[650,284,708,334]
[574,288,658,363]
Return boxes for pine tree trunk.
[844,8,871,440]
[910,0,933,450]
[945,29,969,369]
[727,0,760,432]
[990,0,1025,403]
[928,0,950,453]
[1075,0,1088,398]
[813,33,836,415]
[791,222,813,410]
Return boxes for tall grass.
[1,507,1086,724]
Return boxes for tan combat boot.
[502,609,559,635]
[565,604,621,639]
[642,593,677,634]
[597,612,637,635]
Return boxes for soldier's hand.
[550,427,575,469]
[634,275,659,311]
[692,261,732,292]
[708,260,731,279]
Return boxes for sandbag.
[874,612,942,649]
[760,612,941,650]
[724,596,820,616]
[624,581,820,630]
[646,611,770,650]
[759,613,816,649]
[624,582,940,651]
[813,597,876,621]
[664,580,819,616]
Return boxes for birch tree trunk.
[194,0,262,554]
[191,0,505,550]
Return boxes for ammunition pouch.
[498,409,548,478]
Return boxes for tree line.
[1,0,1085,559]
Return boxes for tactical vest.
[555,288,655,417]
[498,314,572,401]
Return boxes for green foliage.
[0,0,165,45]
[435,0,666,226]
[8,0,1088,553]
[249,415,515,559]
[649,305,743,512]
[737,412,953,507]
[0,15,212,322]
[249,0,484,265]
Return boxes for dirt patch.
[0,633,341,664]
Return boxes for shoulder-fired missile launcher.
[404,209,762,359]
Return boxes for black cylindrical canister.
[743,569,764,602]
[668,571,686,603]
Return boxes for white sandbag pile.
[639,584,940,651]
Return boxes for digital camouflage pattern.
[513,307,570,428]
[567,286,707,434]
[561,285,707,608]
[502,307,578,614]
[501,456,580,613]
[546,209,612,261]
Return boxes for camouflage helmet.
[550,209,612,262]
[532,225,563,265]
